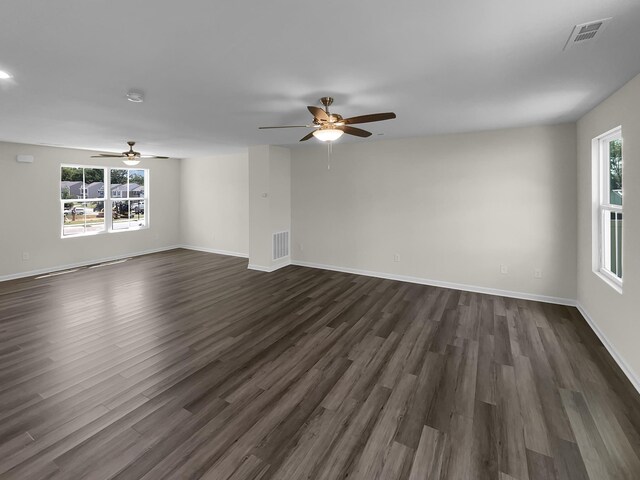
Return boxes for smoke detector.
[564,18,612,50]
[126,91,144,103]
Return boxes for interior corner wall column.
[248,145,291,271]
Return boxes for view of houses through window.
[60,165,148,237]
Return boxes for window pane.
[111,169,128,199]
[61,167,83,199]
[602,209,622,279]
[130,200,146,228]
[84,168,105,199]
[112,200,130,230]
[609,139,622,206]
[129,169,145,192]
[112,200,146,230]
[610,212,622,278]
[130,199,145,215]
[62,201,105,237]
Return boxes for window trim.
[60,164,149,239]
[592,126,623,293]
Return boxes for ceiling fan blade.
[91,154,124,158]
[340,125,372,138]
[299,132,315,142]
[259,125,313,129]
[140,155,169,159]
[342,112,396,125]
[307,106,329,122]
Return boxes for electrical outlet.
[500,264,508,275]
[394,253,400,262]
[22,252,30,261]
[534,269,543,279]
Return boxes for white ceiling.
[0,0,639,158]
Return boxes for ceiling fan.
[259,97,396,142]
[91,141,168,166]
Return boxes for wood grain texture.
[0,248,639,479]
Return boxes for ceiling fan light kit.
[122,159,141,166]
[313,127,344,142]
[259,96,396,143]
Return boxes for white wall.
[577,73,640,384]
[0,141,181,279]
[248,145,291,270]
[291,124,577,301]
[248,145,271,267]
[180,152,249,256]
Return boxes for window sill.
[61,225,148,239]
[594,270,623,294]
[61,229,106,239]
[109,225,148,234]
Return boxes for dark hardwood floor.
[0,249,639,479]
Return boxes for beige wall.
[248,145,291,270]
[577,73,640,385]
[291,124,578,301]
[180,153,249,256]
[0,141,181,279]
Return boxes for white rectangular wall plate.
[16,154,34,163]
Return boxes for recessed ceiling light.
[0,70,12,80]
[126,91,144,103]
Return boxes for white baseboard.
[575,303,640,395]
[291,260,576,306]
[248,260,291,273]
[180,244,248,258]
[0,245,182,282]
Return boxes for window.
[110,168,147,231]
[60,166,106,237]
[594,127,623,290]
[60,165,148,237]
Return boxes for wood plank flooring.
[0,249,639,479]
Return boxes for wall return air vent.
[564,18,612,50]
[272,231,290,261]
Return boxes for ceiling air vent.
[564,18,612,50]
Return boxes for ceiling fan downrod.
[320,96,334,115]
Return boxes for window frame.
[593,127,623,292]
[60,164,149,239]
